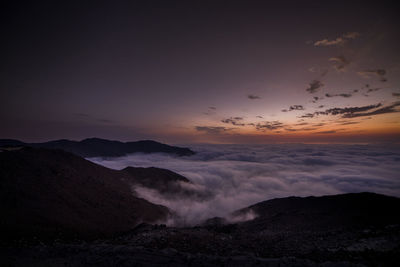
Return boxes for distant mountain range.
[0,138,195,157]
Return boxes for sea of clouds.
[89,144,400,225]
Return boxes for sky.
[1,1,400,143]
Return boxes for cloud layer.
[89,144,400,225]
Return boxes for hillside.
[0,147,174,241]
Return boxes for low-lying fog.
[89,144,400,225]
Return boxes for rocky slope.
[0,138,195,157]
[0,147,197,242]
[4,192,399,266]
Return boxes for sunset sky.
[1,1,399,143]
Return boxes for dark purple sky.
[1,1,399,143]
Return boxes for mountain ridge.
[0,137,195,157]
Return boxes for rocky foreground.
[4,215,399,266]
[4,192,399,266]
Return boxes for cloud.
[314,37,346,47]
[314,32,360,47]
[315,130,337,134]
[337,121,361,125]
[299,113,315,118]
[203,106,217,115]
[342,32,360,39]
[89,143,400,225]
[323,103,382,116]
[283,105,305,112]
[312,96,321,103]
[342,101,400,118]
[221,117,245,126]
[295,122,309,126]
[306,80,324,93]
[329,56,350,72]
[393,93,400,98]
[256,115,263,119]
[299,103,382,119]
[366,87,381,93]
[299,102,400,119]
[358,69,387,82]
[247,94,261,100]
[195,126,232,134]
[325,93,352,98]
[254,121,284,131]
[289,105,305,111]
[308,67,329,77]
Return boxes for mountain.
[0,147,173,241]
[233,192,400,231]
[0,138,195,157]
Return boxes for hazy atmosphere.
[89,143,400,224]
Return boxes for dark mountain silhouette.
[0,138,195,157]
[233,192,400,231]
[0,147,177,241]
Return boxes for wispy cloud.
[323,104,382,116]
[325,93,352,98]
[254,121,285,131]
[342,101,400,118]
[195,126,232,134]
[357,69,387,82]
[306,80,324,94]
[315,130,337,134]
[299,102,400,119]
[337,121,361,125]
[221,117,246,126]
[343,32,360,39]
[247,94,261,100]
[203,106,217,115]
[312,96,321,103]
[329,56,350,72]
[283,105,305,112]
[314,32,360,47]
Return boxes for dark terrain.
[0,147,197,242]
[0,138,195,157]
[1,148,399,266]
